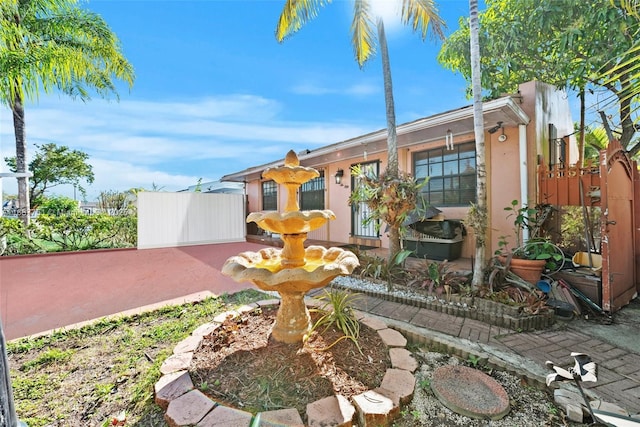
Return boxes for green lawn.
[7,289,269,427]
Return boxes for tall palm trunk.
[469,0,487,288]
[12,88,30,226]
[377,18,401,259]
[578,89,585,167]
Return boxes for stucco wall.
[487,124,523,254]
[240,81,575,262]
[519,80,577,204]
[491,80,577,253]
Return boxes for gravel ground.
[393,350,586,427]
[329,276,588,426]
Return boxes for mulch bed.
[189,306,391,421]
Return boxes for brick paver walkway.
[348,292,640,415]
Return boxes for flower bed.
[330,277,555,331]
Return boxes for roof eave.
[220,96,530,183]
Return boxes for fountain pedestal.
[222,150,358,344]
[280,233,306,268]
[272,291,311,342]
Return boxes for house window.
[300,171,325,210]
[413,142,476,206]
[262,180,277,211]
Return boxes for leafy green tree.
[276,0,444,259]
[38,195,79,215]
[97,190,134,215]
[584,126,610,161]
[0,0,134,225]
[438,0,638,153]
[5,143,94,209]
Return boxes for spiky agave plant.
[305,288,363,353]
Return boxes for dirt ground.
[189,306,587,426]
[190,305,390,423]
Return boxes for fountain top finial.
[284,150,300,167]
[262,151,319,188]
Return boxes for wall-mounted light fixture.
[335,169,344,185]
[498,127,508,142]
[488,121,503,134]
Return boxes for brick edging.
[330,283,556,331]
[154,300,418,427]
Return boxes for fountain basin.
[222,246,358,294]
[263,165,319,186]
[248,210,336,235]
[222,150,358,343]
[222,245,359,343]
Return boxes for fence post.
[0,320,20,427]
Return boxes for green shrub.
[307,288,362,352]
[38,196,79,216]
[35,212,137,251]
[356,250,411,290]
[0,217,42,255]
[407,259,471,297]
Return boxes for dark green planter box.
[403,237,463,261]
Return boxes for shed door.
[601,144,637,312]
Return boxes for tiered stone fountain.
[157,167,417,424]
[222,150,359,343]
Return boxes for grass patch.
[20,348,74,371]
[7,290,270,426]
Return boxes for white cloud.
[345,82,378,96]
[291,81,378,97]
[291,83,333,95]
[0,94,374,200]
[87,158,199,197]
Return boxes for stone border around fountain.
[154,298,418,427]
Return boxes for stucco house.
[221,80,577,260]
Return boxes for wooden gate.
[538,140,640,312]
[600,141,638,311]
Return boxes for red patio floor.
[0,242,269,340]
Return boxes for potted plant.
[348,165,428,290]
[496,200,564,284]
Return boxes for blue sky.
[2,0,490,201]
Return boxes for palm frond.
[0,0,134,105]
[276,0,329,42]
[350,0,375,67]
[602,42,640,85]
[401,0,446,41]
[617,0,640,17]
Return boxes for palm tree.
[467,0,486,288]
[603,0,639,141]
[276,0,444,258]
[0,0,134,225]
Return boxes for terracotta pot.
[499,256,546,284]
